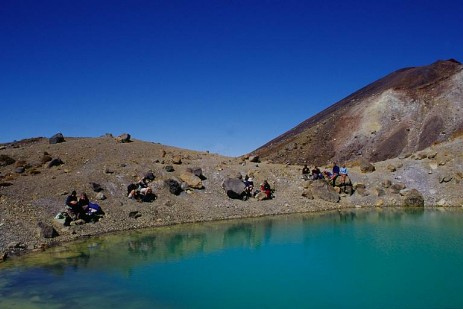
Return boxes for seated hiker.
[127,183,139,199]
[322,170,332,180]
[302,164,310,180]
[339,164,348,184]
[78,192,90,212]
[311,166,322,180]
[243,176,254,197]
[137,177,153,198]
[66,190,85,220]
[332,162,340,180]
[260,180,272,199]
[128,177,154,202]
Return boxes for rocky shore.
[1,134,463,261]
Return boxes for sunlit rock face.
[254,59,463,165]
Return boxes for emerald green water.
[1,208,463,308]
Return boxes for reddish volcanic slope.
[253,59,463,165]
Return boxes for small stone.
[172,156,182,165]
[164,165,175,172]
[439,176,452,183]
[96,192,106,200]
[381,179,392,189]
[129,211,141,218]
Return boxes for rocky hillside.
[1,132,463,261]
[253,59,463,166]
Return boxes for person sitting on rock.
[311,166,322,180]
[322,170,332,180]
[66,190,85,220]
[339,164,348,184]
[332,162,340,178]
[128,177,148,199]
[128,177,154,202]
[127,183,139,199]
[243,176,254,197]
[260,180,272,199]
[302,164,310,180]
[78,192,90,212]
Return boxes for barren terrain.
[1,134,462,260]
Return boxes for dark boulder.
[187,167,206,180]
[41,153,53,164]
[222,177,246,199]
[37,222,59,238]
[15,167,25,174]
[48,158,64,168]
[311,180,340,203]
[402,189,424,207]
[49,133,65,144]
[116,133,131,143]
[144,171,155,181]
[91,182,104,192]
[165,179,182,195]
[164,165,175,172]
[0,154,15,167]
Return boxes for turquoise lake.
[1,208,463,308]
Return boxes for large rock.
[48,158,64,168]
[0,154,15,167]
[389,183,406,194]
[91,182,104,192]
[222,177,246,199]
[165,179,182,195]
[37,222,59,238]
[116,133,131,143]
[144,171,155,181]
[49,133,65,144]
[255,191,268,201]
[187,167,205,179]
[180,172,203,189]
[310,181,340,203]
[41,153,52,164]
[249,155,260,163]
[402,189,424,207]
[360,160,376,173]
[164,165,175,172]
[172,156,182,165]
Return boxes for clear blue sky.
[1,0,462,156]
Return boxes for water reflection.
[1,217,280,275]
[1,208,463,309]
[0,208,457,275]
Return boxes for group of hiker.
[243,175,273,200]
[302,162,349,185]
[127,176,156,202]
[65,190,103,223]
